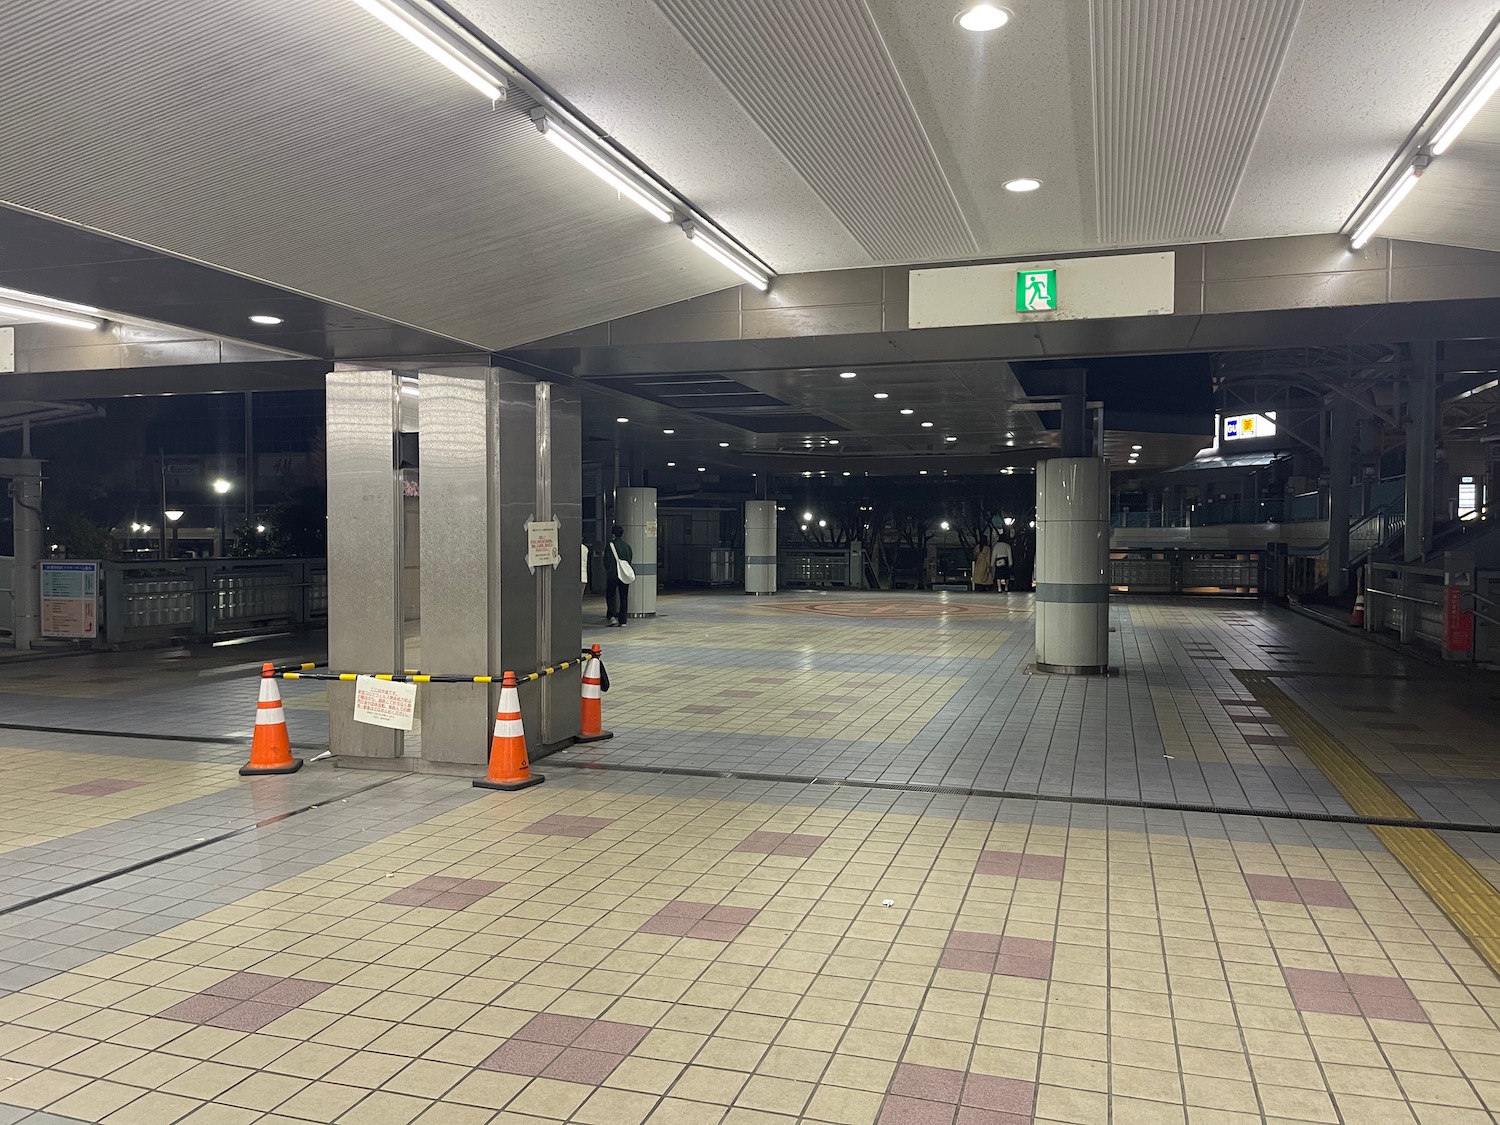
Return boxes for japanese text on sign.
[352,676,417,731]
[40,561,98,639]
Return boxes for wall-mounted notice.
[40,561,98,639]
[352,675,417,731]
[526,519,561,571]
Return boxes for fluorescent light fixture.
[839,371,857,379]
[828,439,840,444]
[663,428,675,434]
[615,417,629,423]
[534,113,674,222]
[249,314,282,325]
[682,222,772,291]
[1431,51,1500,155]
[921,421,934,428]
[946,436,958,442]
[873,392,889,399]
[0,287,104,329]
[900,408,915,415]
[1004,177,1042,192]
[667,461,676,467]
[958,4,1010,31]
[697,466,706,472]
[348,0,505,101]
[0,298,103,330]
[1131,444,1142,450]
[1350,166,1420,249]
[718,441,730,447]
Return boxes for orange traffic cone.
[1350,589,1365,628]
[577,644,613,744]
[474,672,544,791]
[239,664,303,776]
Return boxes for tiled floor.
[0,593,1497,1124]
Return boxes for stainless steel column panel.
[617,487,657,617]
[1405,343,1436,562]
[417,370,493,768]
[1035,457,1111,674]
[494,371,543,752]
[544,388,583,747]
[326,369,404,761]
[745,500,777,594]
[1327,399,1354,596]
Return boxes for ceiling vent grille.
[1091,0,1302,245]
[653,0,978,264]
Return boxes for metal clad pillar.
[417,370,494,767]
[1327,398,1354,596]
[326,369,404,762]
[745,500,777,594]
[1406,342,1437,562]
[494,372,543,750]
[617,487,657,616]
[543,387,583,747]
[4,459,42,650]
[1034,457,1111,673]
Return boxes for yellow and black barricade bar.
[270,651,595,685]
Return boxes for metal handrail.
[1364,588,1440,607]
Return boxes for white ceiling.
[1384,92,1500,251]
[0,0,1494,360]
[453,0,1500,272]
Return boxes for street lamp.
[163,509,183,558]
[211,479,232,556]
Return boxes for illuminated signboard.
[1223,412,1277,441]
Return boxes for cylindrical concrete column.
[745,500,777,594]
[617,487,657,617]
[1035,457,1110,674]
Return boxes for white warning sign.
[352,676,417,731]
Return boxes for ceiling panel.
[1382,97,1500,252]
[651,0,977,263]
[1225,0,1500,240]
[1092,0,1301,244]
[0,0,733,350]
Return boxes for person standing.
[971,539,993,592]
[605,524,633,627]
[993,535,1014,592]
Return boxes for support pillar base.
[1032,662,1117,677]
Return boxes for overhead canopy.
[1167,451,1288,473]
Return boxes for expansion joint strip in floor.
[0,774,408,919]
[1236,669,1500,973]
[546,760,1500,832]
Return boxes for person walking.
[605,524,633,627]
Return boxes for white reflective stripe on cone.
[492,719,525,738]
[256,707,287,725]
[259,679,280,703]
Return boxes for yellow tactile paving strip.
[1239,670,1500,974]
[1,787,1498,1124]
[0,748,242,855]
[601,665,965,742]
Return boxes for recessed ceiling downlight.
[957,3,1010,31]
[1003,177,1042,193]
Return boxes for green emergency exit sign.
[1016,268,1057,312]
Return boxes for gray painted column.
[326,369,404,762]
[1327,399,1354,596]
[1405,343,1437,562]
[417,370,495,768]
[745,500,777,594]
[2,458,42,650]
[617,487,657,616]
[1034,457,1110,674]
